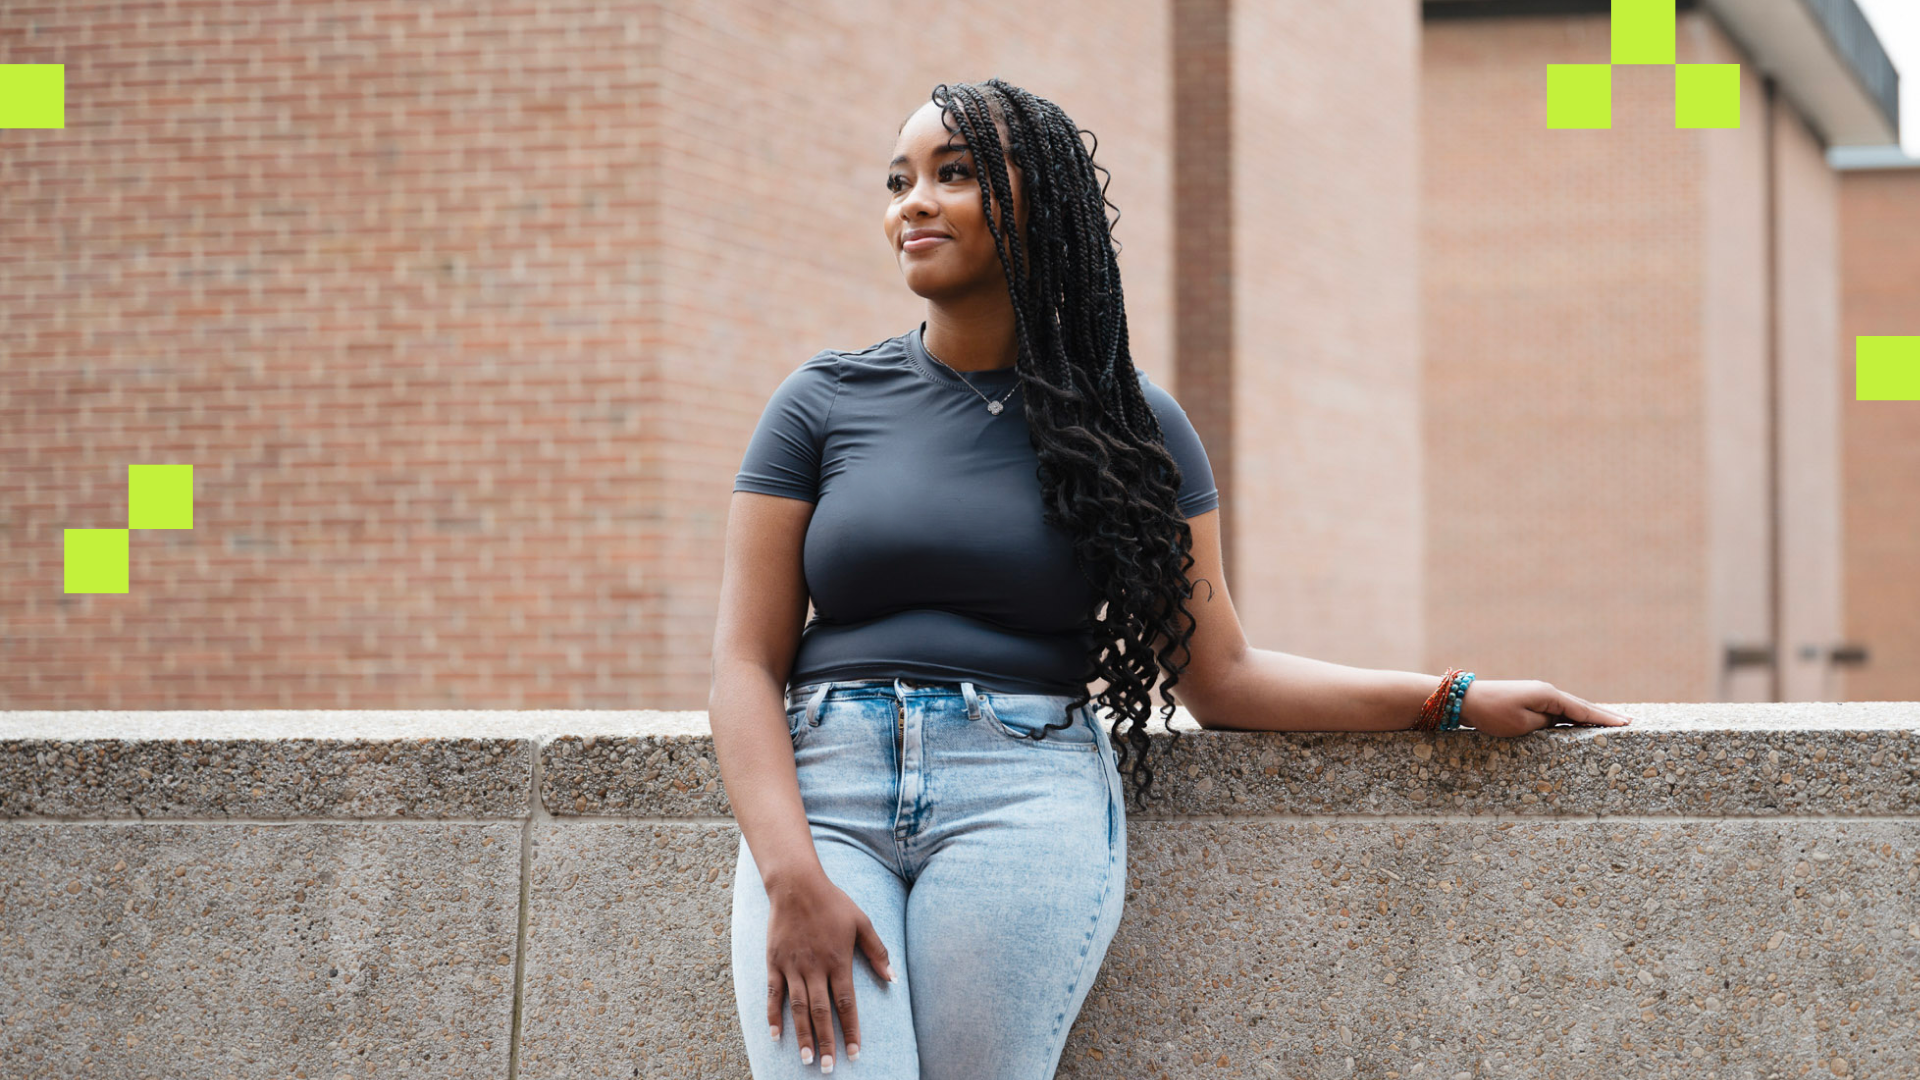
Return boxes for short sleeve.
[1136,368,1220,518]
[733,352,842,503]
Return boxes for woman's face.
[884,99,1030,298]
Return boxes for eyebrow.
[889,143,971,168]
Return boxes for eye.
[886,162,972,193]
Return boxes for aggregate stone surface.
[4,703,1917,1078]
[541,702,1920,820]
[0,711,535,818]
[0,821,524,1079]
[513,821,744,1079]
[1070,817,1920,1078]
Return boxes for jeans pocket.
[981,696,1099,752]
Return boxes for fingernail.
[849,1043,860,1061]
[801,1047,813,1064]
[822,1052,834,1073]
[770,1025,780,1041]
[886,965,898,983]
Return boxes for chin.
[901,264,962,285]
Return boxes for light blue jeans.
[731,677,1128,1079]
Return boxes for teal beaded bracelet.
[1438,672,1475,731]
[1417,668,1472,732]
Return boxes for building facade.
[1834,148,1920,702]
[2,0,1905,712]
[1420,0,1899,704]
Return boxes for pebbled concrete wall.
[4,705,1919,1078]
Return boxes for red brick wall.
[1173,0,1235,590]
[1839,166,1920,701]
[1420,10,1852,704]
[7,2,677,708]
[1699,17,1772,703]
[660,2,1177,707]
[1228,0,1425,673]
[2,0,1875,712]
[0,1,1175,708]
[1424,12,1704,702]
[1771,91,1844,703]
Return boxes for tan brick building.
[1833,147,1920,702]
[1,0,1906,712]
[1422,0,1901,704]
[1,0,1425,711]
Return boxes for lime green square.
[1548,65,1612,129]
[0,64,65,129]
[128,463,193,529]
[1676,64,1741,128]
[1857,336,1920,400]
[1612,0,1677,64]
[66,529,130,593]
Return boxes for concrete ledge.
[4,704,1919,1077]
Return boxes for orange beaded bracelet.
[1415,668,1474,732]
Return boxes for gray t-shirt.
[733,321,1219,696]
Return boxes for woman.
[710,78,1635,1078]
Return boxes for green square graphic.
[0,64,65,129]
[1612,0,1676,64]
[1548,65,1612,129]
[129,463,194,529]
[66,529,130,593]
[1857,336,1920,400]
[1676,64,1741,128]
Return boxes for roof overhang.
[1423,0,1901,147]
[1827,144,1920,169]
[1702,0,1900,146]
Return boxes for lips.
[903,235,950,253]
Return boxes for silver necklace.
[923,336,1021,416]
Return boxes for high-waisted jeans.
[730,677,1128,1079]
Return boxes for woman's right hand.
[766,871,896,1072]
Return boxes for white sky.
[1854,0,1920,154]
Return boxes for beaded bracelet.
[1413,668,1457,732]
[1414,669,1454,731]
[1414,668,1476,732]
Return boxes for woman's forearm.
[1191,646,1435,732]
[709,662,827,893]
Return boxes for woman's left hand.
[1457,679,1637,738]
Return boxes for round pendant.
[987,400,1003,415]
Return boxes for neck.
[922,303,1019,373]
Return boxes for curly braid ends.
[908,78,1210,814]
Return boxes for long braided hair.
[906,79,1210,814]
